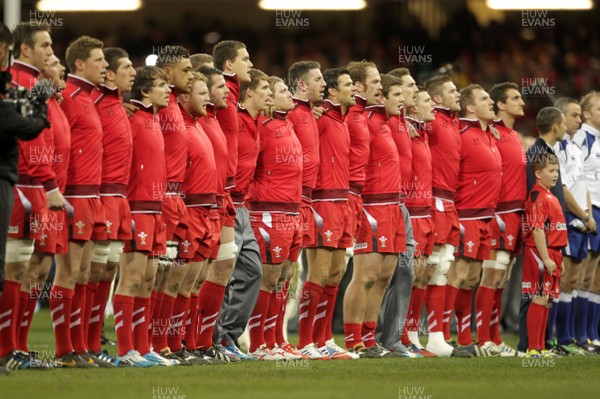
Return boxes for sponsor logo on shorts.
[75,220,85,235]
[39,233,48,246]
[273,246,282,258]
[138,231,148,245]
[106,220,113,234]
[491,239,497,246]
[465,240,475,252]
[507,234,514,246]
[522,282,531,289]
[324,230,333,242]
[379,236,388,248]
[354,242,367,250]
[8,225,18,234]
[181,240,191,254]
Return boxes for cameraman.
[0,23,48,374]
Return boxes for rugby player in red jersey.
[448,84,502,356]
[113,66,171,367]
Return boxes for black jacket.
[0,101,48,185]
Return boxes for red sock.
[409,287,426,334]
[196,281,226,349]
[113,294,134,357]
[425,285,446,333]
[401,290,415,346]
[149,291,164,345]
[88,280,111,353]
[152,293,175,351]
[150,290,158,319]
[50,285,75,358]
[275,281,289,346]
[343,323,363,349]
[17,289,38,352]
[490,288,504,345]
[185,293,200,350]
[361,321,377,348]
[249,290,270,353]
[444,285,459,341]
[83,282,97,346]
[15,290,28,349]
[526,302,546,350]
[475,286,495,344]
[0,281,21,357]
[133,296,151,355]
[313,285,338,347]
[323,285,338,343]
[71,283,88,354]
[297,281,323,349]
[540,306,550,349]
[265,291,281,349]
[455,288,473,346]
[168,294,190,353]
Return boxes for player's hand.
[47,190,66,210]
[312,106,324,120]
[408,123,420,138]
[585,217,596,233]
[543,258,556,274]
[124,103,139,117]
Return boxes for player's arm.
[586,191,596,232]
[563,185,589,227]
[532,228,556,275]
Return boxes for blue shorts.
[564,211,588,260]
[589,206,600,253]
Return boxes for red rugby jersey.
[455,119,502,219]
[346,95,370,192]
[427,107,461,200]
[288,97,320,197]
[127,100,166,212]
[46,97,71,192]
[405,117,432,216]
[389,112,413,196]
[492,119,527,212]
[158,88,188,189]
[61,75,104,194]
[180,106,217,206]
[93,84,132,191]
[362,105,401,204]
[199,103,228,199]
[247,111,303,212]
[523,183,568,249]
[314,100,350,200]
[10,61,58,191]
[231,105,260,204]
[216,73,240,189]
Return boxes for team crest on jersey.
[466,240,475,253]
[144,120,152,129]
[472,137,481,145]
[39,233,48,246]
[138,231,148,245]
[273,246,282,258]
[275,129,283,137]
[301,114,308,124]
[379,236,388,248]
[83,104,90,112]
[181,240,191,253]
[507,235,514,246]
[324,230,333,242]
[106,107,115,116]
[75,221,85,235]
[30,219,41,234]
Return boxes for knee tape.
[444,244,456,262]
[495,251,511,271]
[107,241,124,263]
[216,240,238,261]
[437,257,452,276]
[427,250,441,266]
[481,260,497,269]
[91,242,111,264]
[165,241,178,261]
[429,266,448,286]
[5,239,34,263]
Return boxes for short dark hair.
[380,73,402,98]
[103,47,129,73]
[0,23,13,46]
[424,74,452,99]
[195,65,223,90]
[155,45,190,68]
[131,66,166,101]
[388,67,410,83]
[212,40,246,71]
[12,22,50,59]
[347,61,377,85]
[459,84,484,117]
[489,82,519,114]
[239,68,269,102]
[65,35,103,73]
[322,68,350,100]
[288,60,321,92]
[189,53,213,70]
[536,107,563,134]
[554,97,579,114]
[531,153,559,174]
